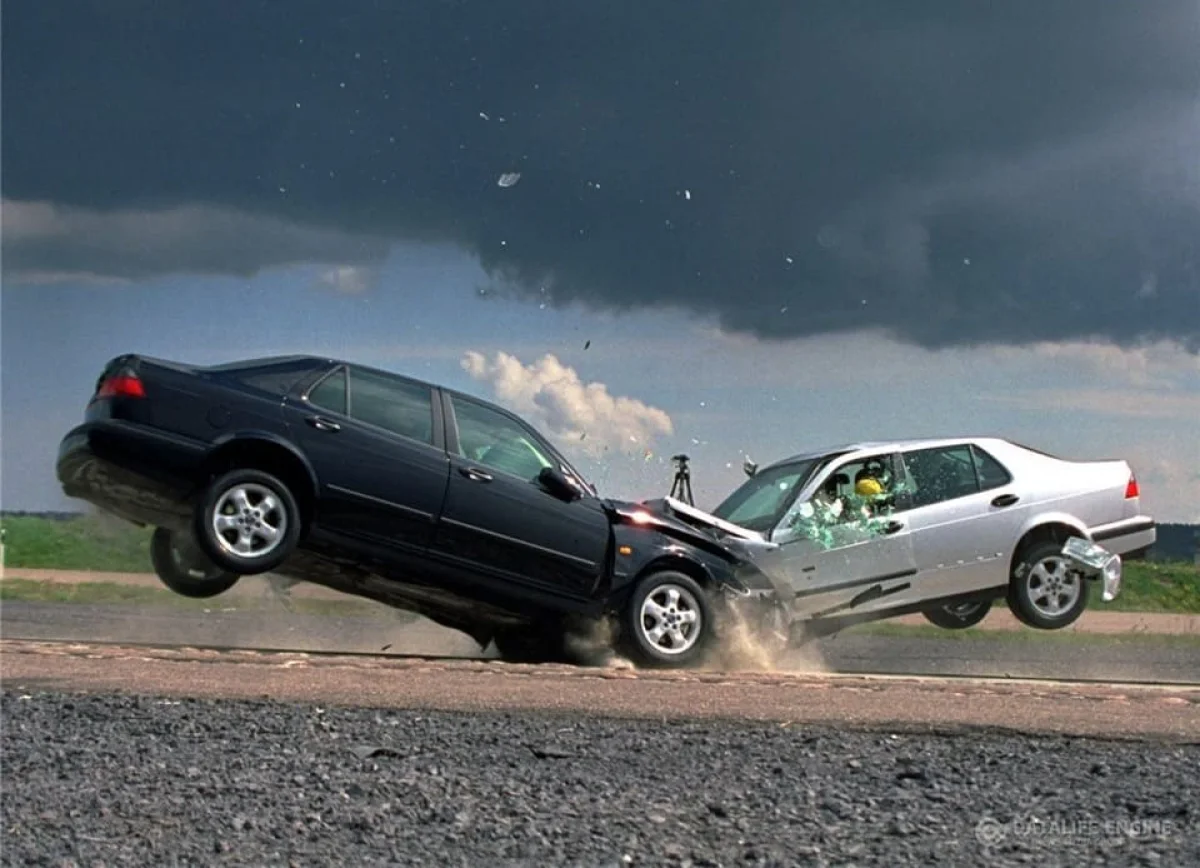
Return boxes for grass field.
[2,513,153,573]
[4,512,1200,614]
[0,576,411,619]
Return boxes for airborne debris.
[529,744,574,759]
[497,172,521,188]
[348,745,403,761]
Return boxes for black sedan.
[56,353,781,666]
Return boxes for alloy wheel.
[210,482,288,560]
[1023,555,1082,620]
[638,582,702,655]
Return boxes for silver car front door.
[759,452,918,621]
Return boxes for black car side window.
[307,367,347,415]
[450,396,555,481]
[347,367,434,445]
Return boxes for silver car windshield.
[710,459,818,533]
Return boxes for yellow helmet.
[855,477,883,497]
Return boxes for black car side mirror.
[538,466,582,502]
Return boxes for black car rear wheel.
[922,599,992,630]
[193,468,301,574]
[619,569,715,668]
[150,527,240,598]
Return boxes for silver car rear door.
[896,441,1029,601]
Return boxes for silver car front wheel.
[922,599,992,630]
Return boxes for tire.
[192,468,301,575]
[149,527,240,598]
[922,599,992,630]
[1007,539,1090,630]
[618,570,715,668]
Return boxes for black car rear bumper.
[56,421,209,529]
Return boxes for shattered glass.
[781,457,916,550]
[785,480,914,550]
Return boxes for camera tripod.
[668,453,695,506]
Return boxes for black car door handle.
[305,415,341,432]
[883,520,904,535]
[459,466,493,483]
[991,493,1019,507]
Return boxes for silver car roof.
[764,436,1013,471]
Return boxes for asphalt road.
[3,687,1197,867]
[3,600,1199,683]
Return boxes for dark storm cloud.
[4,0,1198,349]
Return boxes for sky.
[2,1,1198,522]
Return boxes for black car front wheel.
[619,569,715,668]
[922,599,992,630]
[193,468,301,575]
[150,526,240,598]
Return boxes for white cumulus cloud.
[461,350,674,457]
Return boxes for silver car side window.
[900,445,981,508]
[775,452,902,543]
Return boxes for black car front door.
[430,391,611,598]
[282,364,451,552]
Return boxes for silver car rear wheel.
[1008,539,1089,630]
[1024,556,1082,618]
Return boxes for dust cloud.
[704,600,831,676]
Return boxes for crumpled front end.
[617,496,795,601]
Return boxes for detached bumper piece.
[1061,536,1122,603]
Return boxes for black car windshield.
[709,459,818,533]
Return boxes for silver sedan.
[663,437,1155,635]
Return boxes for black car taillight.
[94,369,146,400]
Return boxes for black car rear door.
[281,364,451,552]
[431,390,611,599]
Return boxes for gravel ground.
[3,689,1196,867]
